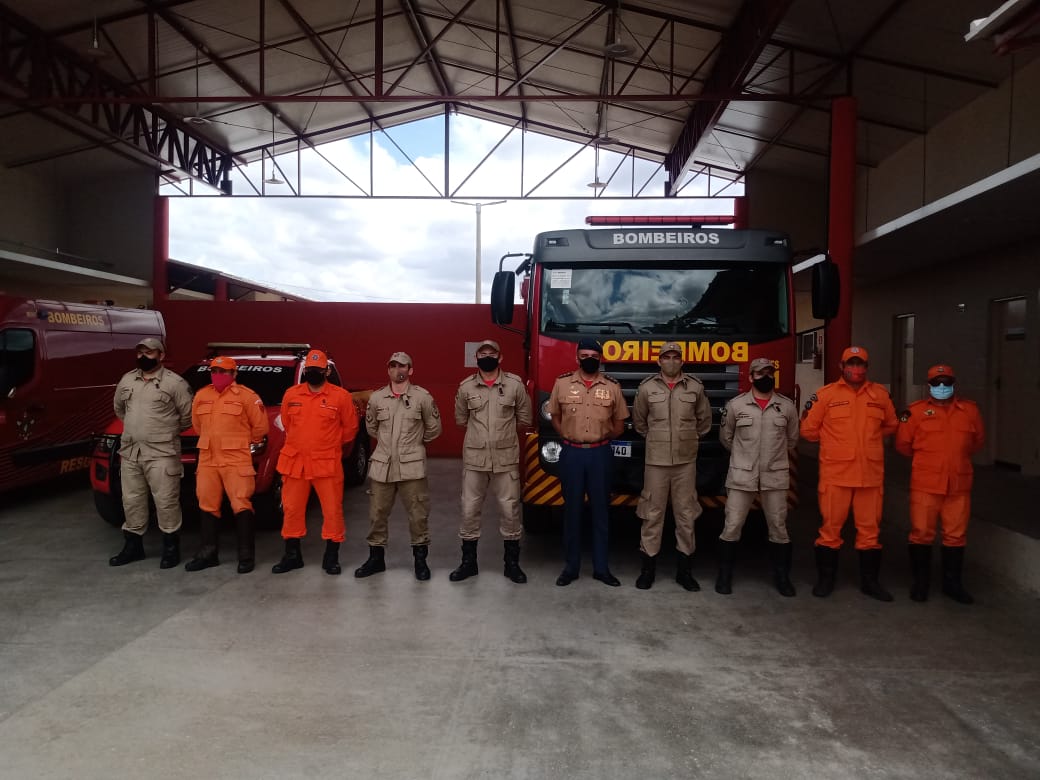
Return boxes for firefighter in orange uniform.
[184,356,268,574]
[895,363,985,604]
[800,346,899,601]
[271,349,359,576]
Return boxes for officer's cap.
[576,338,603,354]
[659,341,683,359]
[840,346,869,363]
[304,349,329,368]
[136,336,165,353]
[927,364,955,381]
[749,357,775,374]
[210,356,237,371]
[388,351,413,366]
[475,339,500,354]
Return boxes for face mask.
[579,357,600,375]
[211,373,234,393]
[660,360,682,378]
[843,366,867,384]
[136,356,159,372]
[929,383,955,401]
[476,356,499,372]
[303,368,325,386]
[751,375,775,393]
[390,368,409,383]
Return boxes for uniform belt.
[562,439,611,449]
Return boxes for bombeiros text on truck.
[489,215,839,527]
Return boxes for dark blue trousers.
[559,444,612,576]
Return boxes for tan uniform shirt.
[114,366,193,461]
[366,383,442,482]
[720,391,799,491]
[632,373,712,466]
[547,371,628,443]
[454,371,532,471]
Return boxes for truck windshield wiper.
[546,320,635,334]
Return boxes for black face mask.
[136,356,159,372]
[476,356,499,372]
[751,375,775,393]
[579,357,600,374]
[303,368,326,386]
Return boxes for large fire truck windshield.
[539,264,789,342]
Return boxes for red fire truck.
[490,220,836,526]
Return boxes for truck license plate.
[610,440,632,457]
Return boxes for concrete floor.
[1,458,1038,779]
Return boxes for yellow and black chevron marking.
[521,436,800,511]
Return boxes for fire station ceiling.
[0,0,1037,196]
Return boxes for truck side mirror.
[490,272,515,325]
[812,261,839,320]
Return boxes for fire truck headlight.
[541,440,562,463]
[540,400,553,421]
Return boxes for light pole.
[451,199,506,304]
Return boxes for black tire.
[345,431,370,487]
[94,489,125,528]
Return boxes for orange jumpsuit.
[800,379,898,550]
[895,397,985,546]
[192,382,268,515]
[276,382,358,542]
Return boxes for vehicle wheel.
[254,474,284,530]
[345,433,370,487]
[94,490,125,528]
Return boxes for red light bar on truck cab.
[585,215,735,227]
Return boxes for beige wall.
[746,169,827,252]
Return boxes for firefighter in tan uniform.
[108,336,193,569]
[632,341,712,591]
[354,351,443,581]
[547,338,629,587]
[717,357,800,596]
[184,356,268,574]
[450,339,533,584]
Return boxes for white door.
[891,314,915,410]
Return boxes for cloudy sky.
[165,115,741,302]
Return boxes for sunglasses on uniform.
[928,378,955,387]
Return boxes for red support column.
[732,196,748,229]
[152,196,169,306]
[824,96,856,383]
[214,276,229,301]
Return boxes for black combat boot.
[812,545,839,597]
[503,540,527,584]
[908,543,932,602]
[858,548,894,602]
[449,539,479,582]
[235,510,255,574]
[940,545,974,604]
[675,552,701,592]
[322,540,342,575]
[714,540,737,595]
[412,544,431,581]
[271,538,304,573]
[635,552,656,590]
[354,545,386,578]
[768,541,796,597]
[159,531,181,569]
[109,530,145,566]
[185,513,220,571]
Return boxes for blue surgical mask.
[929,383,954,401]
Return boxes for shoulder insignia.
[604,374,619,384]
[899,409,911,423]
[638,375,656,386]
[803,399,814,412]
[924,408,935,416]
[720,406,728,419]
[558,370,574,379]
[503,371,522,383]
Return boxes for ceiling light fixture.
[263,114,284,186]
[184,50,210,125]
[604,1,633,58]
[85,13,107,58]
[587,143,606,190]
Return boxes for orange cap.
[927,364,955,381]
[840,346,869,362]
[210,355,237,370]
[304,349,329,368]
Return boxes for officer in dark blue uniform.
[547,338,629,586]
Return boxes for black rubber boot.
[858,548,894,602]
[675,552,700,592]
[714,540,737,595]
[941,545,974,604]
[185,513,220,571]
[812,545,839,597]
[271,538,304,574]
[322,540,342,575]
[503,540,527,584]
[908,543,932,602]
[635,552,656,590]
[235,510,255,574]
[769,541,796,597]
[413,544,431,581]
[449,539,479,582]
[354,545,386,578]
[109,530,145,566]
[159,531,181,569]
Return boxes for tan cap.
[136,337,165,353]
[304,349,328,368]
[388,351,413,366]
[749,357,775,374]
[210,355,237,370]
[659,341,683,358]
[841,345,869,362]
[475,339,501,354]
